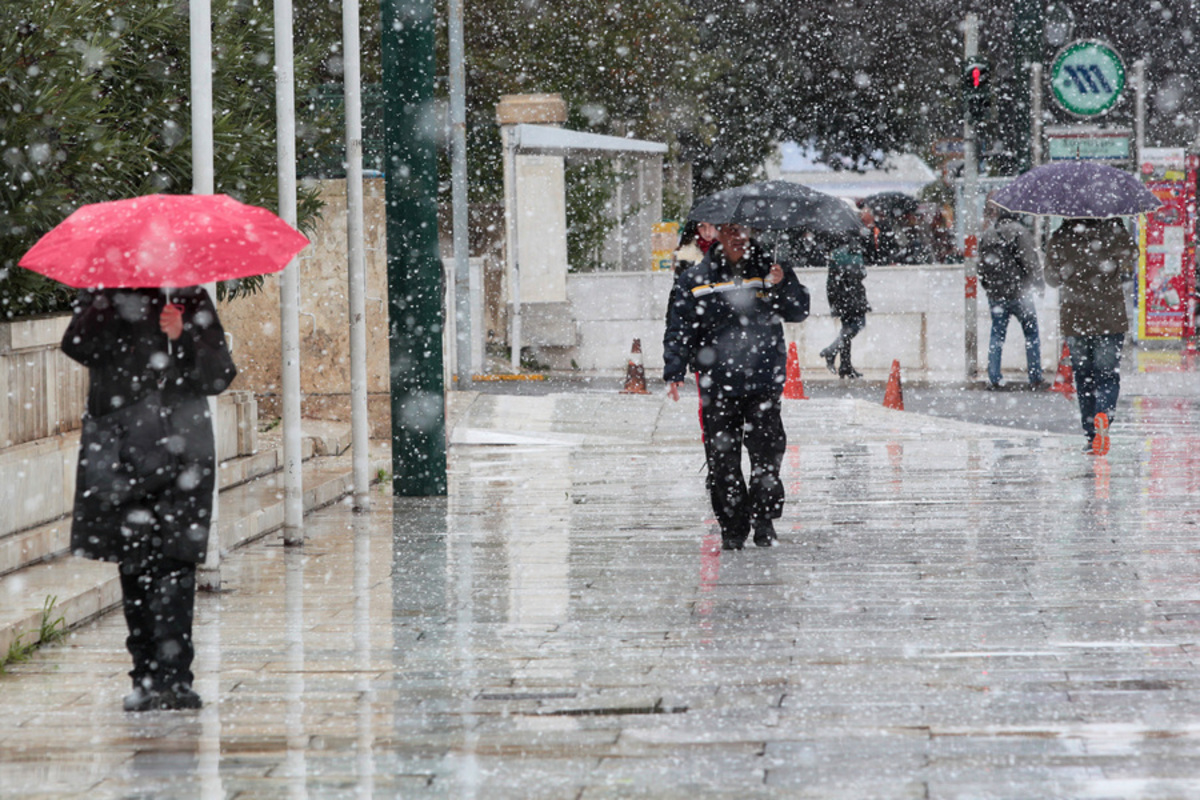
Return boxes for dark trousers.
[700,391,786,542]
[1066,334,1124,440]
[822,315,865,374]
[119,552,197,691]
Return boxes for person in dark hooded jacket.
[63,286,236,711]
[663,223,810,551]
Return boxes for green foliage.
[0,0,334,319]
[460,0,719,203]
[565,160,619,272]
[0,595,66,674]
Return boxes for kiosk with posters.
[1137,148,1197,343]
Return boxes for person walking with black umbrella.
[663,223,810,550]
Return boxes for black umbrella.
[989,161,1161,218]
[687,180,864,237]
[862,191,920,222]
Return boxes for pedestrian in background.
[672,220,716,275]
[1044,217,1137,455]
[63,286,237,711]
[663,223,810,550]
[820,239,869,379]
[978,202,1045,390]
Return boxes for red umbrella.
[18,193,309,288]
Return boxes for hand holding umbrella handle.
[160,303,184,341]
[765,263,785,287]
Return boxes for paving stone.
[3,394,1200,797]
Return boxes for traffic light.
[962,60,991,121]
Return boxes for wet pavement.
[3,375,1200,798]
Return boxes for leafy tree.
[0,0,334,319]
[461,0,720,203]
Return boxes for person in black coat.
[63,286,236,711]
[819,241,870,378]
[663,223,810,550]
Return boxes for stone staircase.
[0,314,391,662]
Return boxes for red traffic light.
[972,66,982,88]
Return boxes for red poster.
[1139,161,1197,340]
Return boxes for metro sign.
[1050,40,1125,117]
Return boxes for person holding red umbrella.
[63,285,236,711]
[21,193,304,710]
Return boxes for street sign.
[1050,40,1125,117]
[1045,125,1130,162]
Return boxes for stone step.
[0,430,389,662]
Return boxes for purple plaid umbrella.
[989,161,1161,219]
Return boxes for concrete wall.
[558,265,1063,382]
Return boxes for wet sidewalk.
[3,389,1200,798]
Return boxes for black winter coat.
[826,245,869,321]
[63,287,237,565]
[663,241,810,397]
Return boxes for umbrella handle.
[162,288,173,357]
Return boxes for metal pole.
[448,0,473,388]
[963,13,980,381]
[1134,59,1146,169]
[1031,62,1045,253]
[381,0,447,496]
[189,0,223,586]
[274,0,304,541]
[505,130,522,373]
[343,0,371,511]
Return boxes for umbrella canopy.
[688,180,864,237]
[989,161,1162,219]
[862,191,920,222]
[19,193,310,289]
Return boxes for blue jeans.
[1066,334,1124,439]
[987,295,1042,386]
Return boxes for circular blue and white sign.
[1050,40,1125,117]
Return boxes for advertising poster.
[651,221,679,272]
[1138,153,1197,340]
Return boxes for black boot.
[123,679,162,712]
[820,348,837,374]
[753,518,778,547]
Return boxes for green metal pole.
[380,0,447,495]
[1012,0,1043,174]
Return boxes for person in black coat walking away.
[663,223,810,551]
[63,286,236,711]
[819,240,869,378]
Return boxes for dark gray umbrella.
[862,191,920,222]
[990,160,1161,218]
[687,180,863,236]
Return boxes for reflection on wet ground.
[3,390,1200,798]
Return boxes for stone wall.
[218,178,394,438]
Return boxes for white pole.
[190,0,223,587]
[448,0,473,387]
[962,13,980,382]
[274,0,304,543]
[343,0,371,511]
[504,130,522,372]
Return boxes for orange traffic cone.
[1050,342,1075,400]
[782,342,808,399]
[620,338,649,394]
[883,359,904,410]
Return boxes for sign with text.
[1046,125,1130,162]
